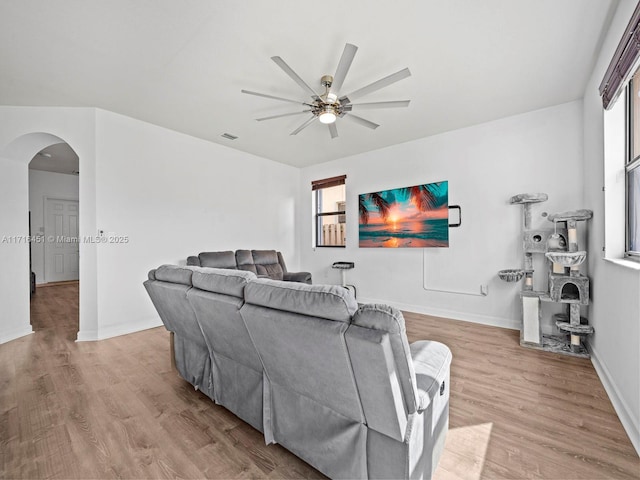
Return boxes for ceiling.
[0,1,618,168]
[29,143,79,175]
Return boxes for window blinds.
[311,175,346,191]
[599,3,640,110]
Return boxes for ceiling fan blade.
[349,100,410,110]
[256,110,312,121]
[271,56,321,100]
[241,89,311,106]
[345,113,379,130]
[328,123,338,139]
[290,116,317,135]
[340,68,411,103]
[330,43,358,94]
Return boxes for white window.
[312,175,346,247]
[599,3,640,261]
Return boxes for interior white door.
[45,198,79,283]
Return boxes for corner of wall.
[590,344,640,453]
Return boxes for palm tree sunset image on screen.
[358,181,449,248]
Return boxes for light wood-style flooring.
[0,283,638,479]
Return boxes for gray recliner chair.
[187,249,312,284]
[144,266,452,479]
[240,279,451,480]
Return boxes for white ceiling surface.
[29,143,79,175]
[0,1,617,168]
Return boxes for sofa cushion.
[283,271,312,283]
[154,265,193,286]
[256,262,283,280]
[244,278,357,323]
[191,267,256,298]
[252,250,284,280]
[199,251,236,269]
[235,249,258,275]
[251,250,279,265]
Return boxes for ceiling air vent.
[221,133,238,140]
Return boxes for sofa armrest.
[410,340,452,413]
[186,256,200,266]
[283,271,312,284]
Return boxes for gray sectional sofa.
[187,249,312,284]
[144,264,452,479]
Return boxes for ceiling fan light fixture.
[243,43,411,137]
[319,105,337,124]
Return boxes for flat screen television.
[358,181,449,248]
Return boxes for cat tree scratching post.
[499,195,594,358]
[500,193,548,345]
[545,210,593,355]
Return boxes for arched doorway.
[29,142,80,341]
[0,132,82,342]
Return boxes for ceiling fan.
[242,43,411,139]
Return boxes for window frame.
[626,76,640,260]
[312,175,346,248]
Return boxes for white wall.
[300,100,584,330]
[91,109,299,340]
[28,169,79,284]
[0,157,31,343]
[0,106,299,345]
[582,0,640,454]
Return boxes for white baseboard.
[75,329,98,342]
[357,296,520,331]
[0,325,33,344]
[76,317,163,342]
[590,344,640,456]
